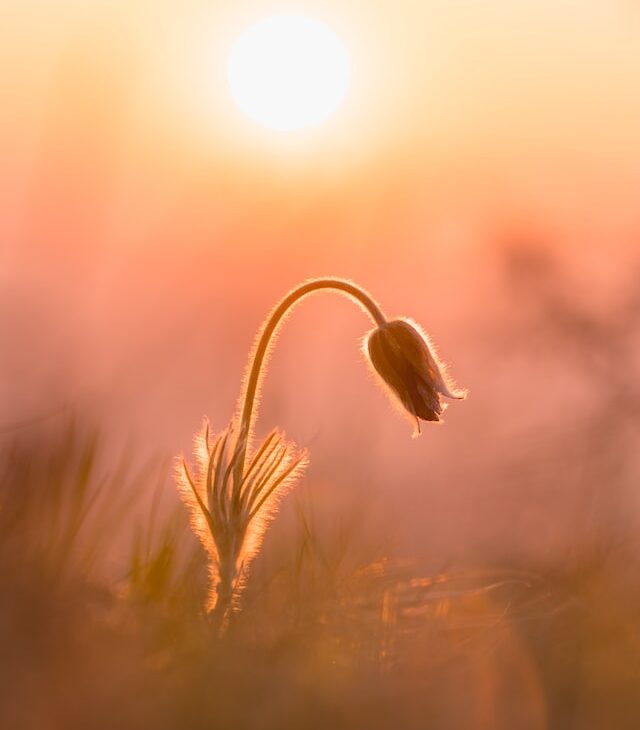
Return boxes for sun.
[227,14,350,132]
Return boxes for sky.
[2,0,640,563]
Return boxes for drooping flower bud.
[366,319,466,434]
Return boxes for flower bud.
[366,318,465,434]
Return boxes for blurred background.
[2,1,640,728]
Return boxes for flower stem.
[234,278,387,480]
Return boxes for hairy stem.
[210,564,235,634]
[234,278,387,480]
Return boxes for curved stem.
[234,278,387,478]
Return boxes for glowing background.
[2,0,640,562]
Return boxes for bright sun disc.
[227,14,350,132]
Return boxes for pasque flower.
[367,319,466,434]
[177,278,465,631]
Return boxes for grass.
[2,417,640,729]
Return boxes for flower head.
[366,318,466,434]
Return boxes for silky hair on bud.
[365,318,465,434]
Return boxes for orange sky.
[3,0,640,252]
